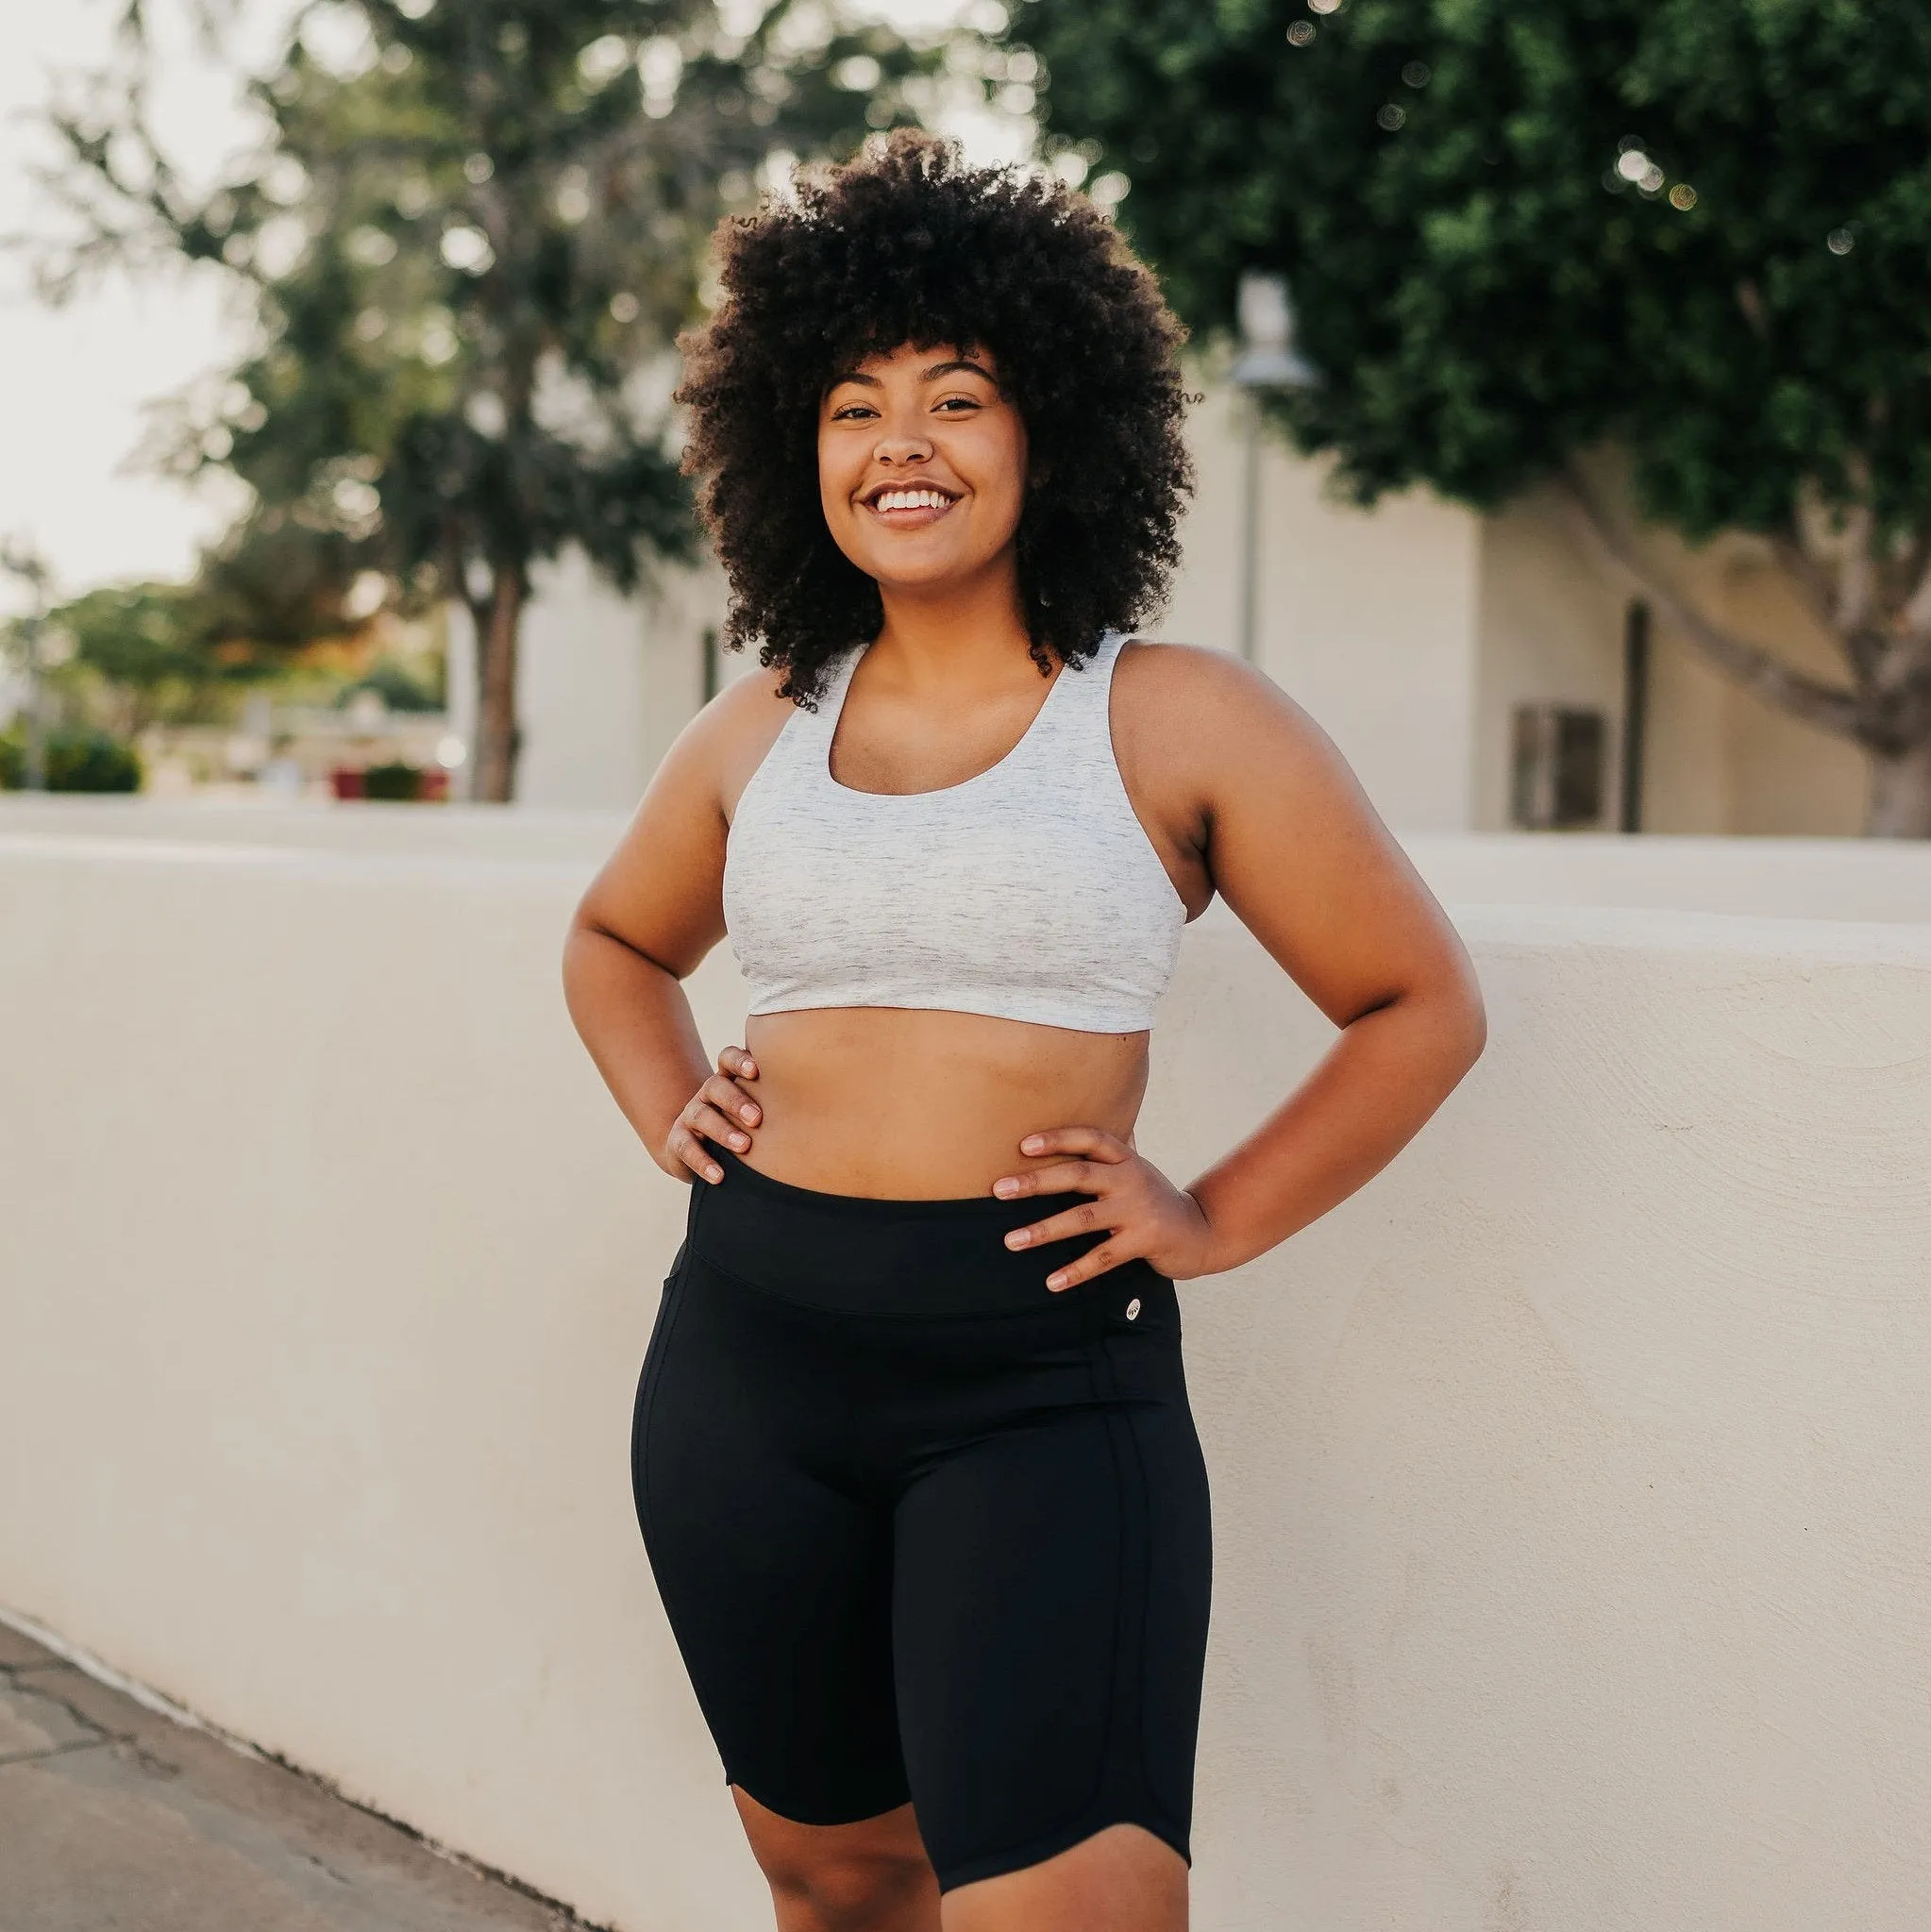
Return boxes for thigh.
[889,1300,1212,1893]
[633,1258,910,1824]
[942,1823,1186,1932]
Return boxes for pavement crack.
[300,1849,356,1888]
[12,1684,126,1749]
[0,1736,115,1769]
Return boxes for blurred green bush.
[0,725,143,793]
[361,760,425,801]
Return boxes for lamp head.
[1230,270,1318,390]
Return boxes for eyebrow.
[825,357,999,392]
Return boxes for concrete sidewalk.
[0,1622,589,1931]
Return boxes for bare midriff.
[740,1006,1151,1199]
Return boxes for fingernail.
[1005,1230,1030,1249]
[1047,1273,1067,1291]
[993,1178,1017,1198]
[1021,1135,1045,1153]
[730,1132,748,1149]
[741,1105,758,1122]
[707,1165,722,1183]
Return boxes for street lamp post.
[1226,272,1318,665]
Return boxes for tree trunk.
[1865,740,1931,836]
[471,565,524,805]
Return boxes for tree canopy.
[1016,0,1931,832]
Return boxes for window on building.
[1511,704,1607,830]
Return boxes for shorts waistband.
[684,1147,1116,1317]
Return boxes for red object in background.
[328,767,366,799]
[420,768,449,801]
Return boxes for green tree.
[20,568,337,739]
[1017,0,1931,833]
[35,582,237,737]
[3,520,382,748]
[41,1,937,799]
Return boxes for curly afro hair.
[675,128,1194,704]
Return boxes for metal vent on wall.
[1511,704,1607,830]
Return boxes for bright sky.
[0,0,1016,617]
[0,3,273,613]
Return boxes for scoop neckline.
[819,639,1077,801]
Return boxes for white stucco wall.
[2,823,1928,1930]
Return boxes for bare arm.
[562,673,789,1183]
[996,647,1486,1285]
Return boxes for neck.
[869,551,1038,688]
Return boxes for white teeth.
[871,489,951,512]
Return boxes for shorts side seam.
[1080,1306,1133,1836]
[1095,1321,1162,1837]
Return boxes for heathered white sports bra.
[722,630,1187,1033]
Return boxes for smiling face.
[816,342,1030,599]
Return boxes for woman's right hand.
[662,1045,762,1184]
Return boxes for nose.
[872,429,932,467]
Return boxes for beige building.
[482,378,1867,834]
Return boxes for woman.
[564,131,1485,1932]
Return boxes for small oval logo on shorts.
[1125,1298,1142,1320]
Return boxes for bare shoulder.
[652,659,797,815]
[573,661,794,966]
[1116,638,1315,726]
[684,659,796,755]
[1113,638,1343,791]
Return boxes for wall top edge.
[1456,899,1931,966]
[1187,894,1931,966]
[8,831,1930,967]
[0,832,596,892]
[1399,831,1931,860]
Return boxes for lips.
[862,484,959,529]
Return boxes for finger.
[1046,1238,1138,1293]
[668,1125,725,1184]
[702,1073,761,1127]
[686,1100,752,1152]
[991,1159,1108,1201]
[1016,1125,1130,1163]
[1002,1197,1119,1253]
[718,1044,758,1082]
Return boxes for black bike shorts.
[630,1147,1213,1893]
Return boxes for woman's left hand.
[992,1127,1216,1290]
